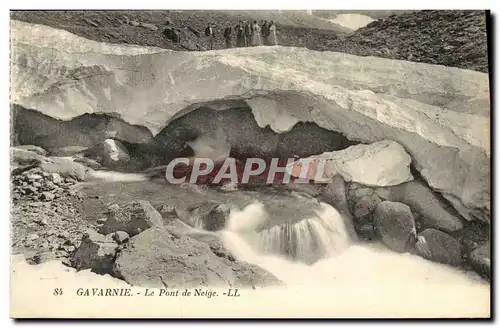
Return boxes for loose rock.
[388,181,463,232]
[41,192,55,201]
[373,201,416,253]
[99,200,163,236]
[415,228,462,266]
[468,244,490,280]
[71,230,118,275]
[113,231,130,244]
[14,145,48,156]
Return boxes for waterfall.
[254,203,350,263]
[222,201,350,264]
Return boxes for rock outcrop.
[12,105,153,152]
[10,20,490,223]
[11,147,89,182]
[113,226,282,288]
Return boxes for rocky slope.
[11,19,491,224]
[10,10,489,72]
[338,10,489,73]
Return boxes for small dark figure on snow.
[261,20,270,45]
[204,23,216,50]
[235,21,246,47]
[223,26,232,48]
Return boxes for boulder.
[373,201,417,253]
[156,204,178,220]
[163,26,180,42]
[388,181,464,232]
[11,148,44,166]
[113,226,281,288]
[188,202,231,231]
[48,172,63,184]
[288,140,413,187]
[38,157,88,181]
[459,221,490,254]
[13,145,47,156]
[71,230,119,275]
[140,22,158,31]
[202,204,231,231]
[99,201,163,236]
[99,139,130,168]
[11,148,88,181]
[113,231,130,244]
[468,244,490,279]
[352,194,382,219]
[40,191,55,201]
[415,228,462,266]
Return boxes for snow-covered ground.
[329,14,375,30]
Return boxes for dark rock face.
[468,244,490,280]
[12,104,153,154]
[99,201,163,236]
[154,106,353,164]
[458,220,490,255]
[113,226,282,288]
[373,201,417,253]
[71,230,119,275]
[416,228,462,266]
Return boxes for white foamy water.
[86,170,149,182]
[220,202,490,310]
[250,203,350,263]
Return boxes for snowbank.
[10,20,490,222]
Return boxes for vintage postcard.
[9,9,491,318]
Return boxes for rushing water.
[220,202,490,294]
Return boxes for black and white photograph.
[7,6,492,319]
